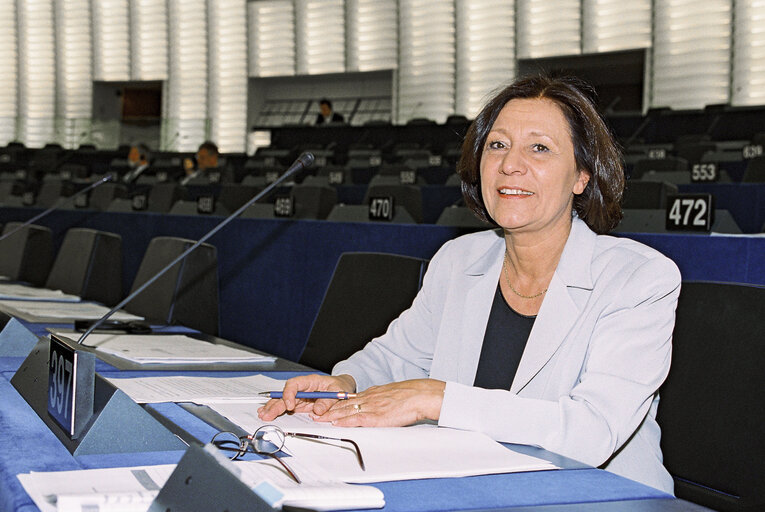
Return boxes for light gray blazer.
[333,217,681,493]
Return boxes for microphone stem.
[0,176,113,243]
[76,157,309,345]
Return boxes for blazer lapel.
[510,218,596,393]
[454,235,505,384]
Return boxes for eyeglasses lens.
[253,425,286,454]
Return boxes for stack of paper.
[205,402,559,483]
[0,300,142,323]
[59,333,277,366]
[104,373,284,403]
[17,457,385,511]
[0,282,80,302]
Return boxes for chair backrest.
[45,228,122,306]
[622,180,678,209]
[0,223,53,286]
[658,281,765,512]
[299,252,428,373]
[124,237,219,335]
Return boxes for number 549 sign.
[665,194,714,232]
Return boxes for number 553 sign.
[665,194,714,232]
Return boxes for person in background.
[181,141,219,185]
[122,143,152,184]
[315,99,345,125]
[260,74,681,494]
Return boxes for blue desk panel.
[0,362,673,512]
[0,208,762,363]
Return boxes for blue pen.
[260,391,357,400]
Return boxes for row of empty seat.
[0,224,219,335]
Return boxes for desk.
[0,342,708,512]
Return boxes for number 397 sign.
[665,194,714,232]
[47,335,95,438]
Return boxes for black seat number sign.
[265,171,279,184]
[328,170,344,184]
[132,194,148,211]
[742,144,763,159]
[690,163,718,182]
[47,334,94,438]
[74,191,90,208]
[647,148,667,160]
[666,194,714,232]
[399,170,416,185]
[197,195,215,214]
[156,171,168,182]
[369,196,394,221]
[208,171,221,184]
[273,196,294,217]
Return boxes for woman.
[259,75,681,493]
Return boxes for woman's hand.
[312,379,446,427]
[257,374,357,421]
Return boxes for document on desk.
[204,401,558,483]
[104,373,283,403]
[17,458,384,511]
[0,282,81,302]
[0,299,143,323]
[48,331,277,365]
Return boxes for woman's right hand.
[257,374,356,421]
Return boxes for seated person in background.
[181,141,219,185]
[122,143,152,184]
[260,74,681,494]
[315,99,345,125]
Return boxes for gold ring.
[353,403,361,413]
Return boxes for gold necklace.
[503,252,548,300]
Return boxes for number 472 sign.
[665,194,714,232]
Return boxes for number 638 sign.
[665,194,714,232]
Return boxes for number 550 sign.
[665,194,714,232]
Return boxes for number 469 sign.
[665,194,714,232]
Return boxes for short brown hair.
[457,74,624,234]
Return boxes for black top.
[473,284,536,390]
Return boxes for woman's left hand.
[311,379,446,427]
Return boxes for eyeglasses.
[210,424,365,483]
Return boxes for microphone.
[76,152,316,345]
[0,175,114,243]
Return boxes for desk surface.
[0,315,708,512]
[0,356,685,512]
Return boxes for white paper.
[0,299,143,322]
[0,282,80,302]
[207,402,558,483]
[17,465,174,512]
[17,458,384,512]
[48,331,277,365]
[104,374,284,403]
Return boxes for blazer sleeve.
[439,254,681,468]
[332,240,454,391]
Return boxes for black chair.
[631,157,688,180]
[299,252,428,373]
[613,209,741,234]
[436,205,493,230]
[290,184,338,220]
[0,223,54,286]
[742,156,765,183]
[658,281,765,512]
[123,237,219,335]
[45,228,122,306]
[622,180,678,209]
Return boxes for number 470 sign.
[665,194,714,232]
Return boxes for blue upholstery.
[0,208,762,363]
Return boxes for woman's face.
[480,97,590,236]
